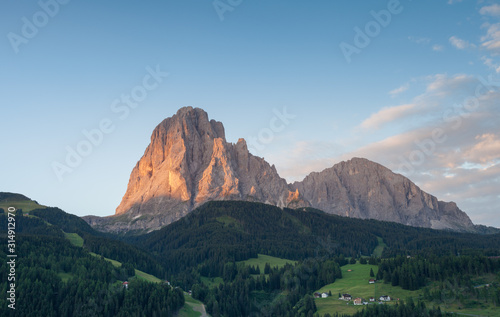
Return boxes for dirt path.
[188,302,209,317]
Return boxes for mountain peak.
[90,107,475,234]
[112,108,296,232]
[292,157,474,230]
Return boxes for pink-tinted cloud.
[360,104,416,130]
[275,74,500,227]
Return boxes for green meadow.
[64,232,84,247]
[179,295,210,317]
[0,200,45,214]
[238,254,297,271]
[315,263,423,316]
[65,232,163,283]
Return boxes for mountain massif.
[84,107,475,234]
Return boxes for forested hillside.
[127,201,500,281]
[1,199,499,316]
[0,235,184,317]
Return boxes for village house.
[340,294,352,301]
[122,281,129,289]
[353,298,363,305]
[369,297,375,302]
[314,293,321,299]
[321,293,329,298]
[369,279,375,284]
[379,295,391,302]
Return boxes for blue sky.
[1,0,499,227]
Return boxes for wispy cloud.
[344,78,500,226]
[480,23,500,54]
[408,36,431,45]
[479,4,500,55]
[432,44,444,52]
[389,83,410,97]
[362,74,475,130]
[479,4,500,17]
[481,56,500,73]
[274,74,500,226]
[449,36,476,50]
[360,104,416,130]
[464,133,500,165]
[425,73,473,95]
[408,36,444,53]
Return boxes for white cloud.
[360,104,417,130]
[464,133,500,165]
[481,23,500,54]
[425,73,473,95]
[273,74,500,227]
[389,83,410,97]
[408,37,445,52]
[360,74,476,131]
[481,56,500,73]
[480,4,500,17]
[408,36,431,45]
[432,44,444,52]
[346,81,500,226]
[449,36,475,50]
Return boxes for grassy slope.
[178,295,210,317]
[372,237,386,258]
[177,303,201,317]
[315,263,500,317]
[315,263,423,316]
[200,254,296,288]
[57,272,74,283]
[134,269,163,283]
[0,200,46,214]
[64,232,163,283]
[64,232,84,247]
[76,235,200,315]
[239,254,297,271]
[200,276,224,289]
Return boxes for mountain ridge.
[84,107,477,234]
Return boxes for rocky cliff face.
[88,107,304,233]
[84,107,475,234]
[291,158,475,231]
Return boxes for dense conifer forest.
[1,200,499,316]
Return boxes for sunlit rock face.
[85,107,474,234]
[110,107,306,233]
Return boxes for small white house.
[321,293,329,298]
[379,295,391,302]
